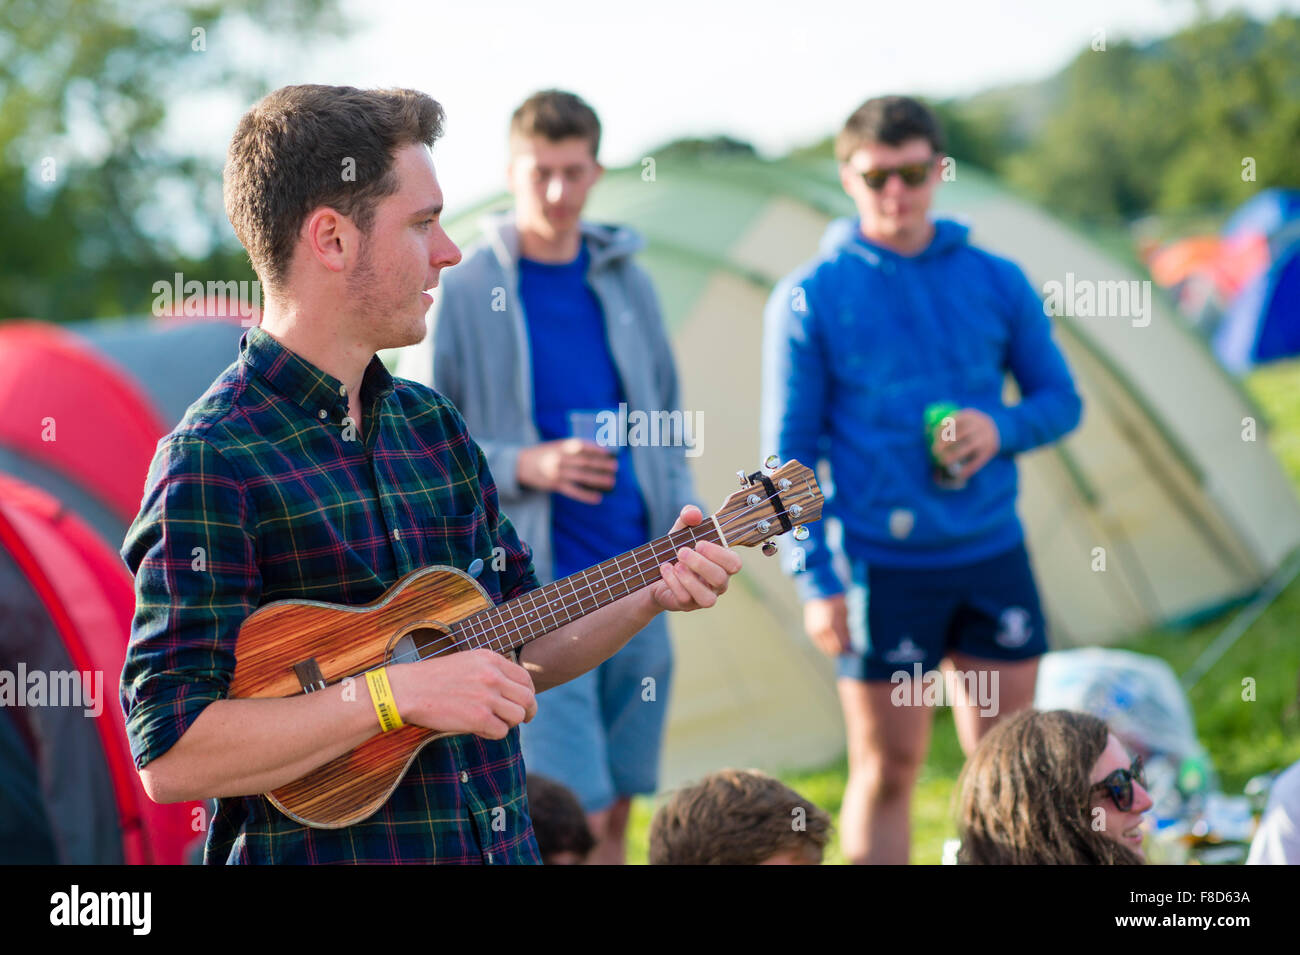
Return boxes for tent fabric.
[1196,189,1300,372]
[1148,236,1222,288]
[68,318,248,428]
[0,318,248,547]
[0,316,242,863]
[1252,248,1300,363]
[392,152,1300,782]
[1223,189,1300,241]
[0,445,129,548]
[0,321,166,525]
[0,509,125,863]
[0,473,202,863]
[0,705,59,864]
[1214,241,1300,373]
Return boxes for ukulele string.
[384,483,797,668]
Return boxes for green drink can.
[924,401,966,490]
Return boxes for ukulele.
[229,458,823,828]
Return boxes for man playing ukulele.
[119,85,740,864]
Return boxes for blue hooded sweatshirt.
[760,217,1083,600]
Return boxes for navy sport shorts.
[839,541,1048,682]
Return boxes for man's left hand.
[652,505,743,612]
[934,409,1001,482]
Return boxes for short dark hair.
[835,95,945,163]
[526,774,595,863]
[509,89,601,158]
[648,769,831,865]
[223,85,445,290]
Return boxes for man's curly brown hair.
[649,769,831,865]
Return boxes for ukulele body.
[229,565,497,829]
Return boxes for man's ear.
[302,206,352,274]
[837,162,859,199]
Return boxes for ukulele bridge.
[292,658,327,694]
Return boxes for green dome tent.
[392,145,1300,783]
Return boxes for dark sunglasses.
[1091,754,1146,812]
[859,158,935,191]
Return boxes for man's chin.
[544,213,578,232]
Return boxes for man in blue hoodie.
[761,96,1083,865]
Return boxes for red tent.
[0,473,203,863]
[0,321,166,528]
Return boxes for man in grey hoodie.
[397,90,696,864]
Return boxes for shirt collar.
[239,325,395,419]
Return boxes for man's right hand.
[516,438,617,504]
[387,650,538,740]
[804,594,851,657]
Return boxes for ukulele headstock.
[712,458,824,551]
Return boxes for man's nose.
[882,173,908,199]
[545,175,566,205]
[433,230,461,268]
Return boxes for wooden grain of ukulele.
[229,458,823,828]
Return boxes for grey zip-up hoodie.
[396,211,698,583]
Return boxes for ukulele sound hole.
[390,626,449,664]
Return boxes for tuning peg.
[792,525,810,541]
[761,540,778,557]
[763,454,780,471]
[737,470,750,488]
[757,520,772,534]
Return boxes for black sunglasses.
[859,157,935,191]
[1091,754,1146,812]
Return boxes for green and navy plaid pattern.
[120,326,542,864]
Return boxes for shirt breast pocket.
[419,506,501,601]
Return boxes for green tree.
[0,0,343,322]
[1002,13,1300,224]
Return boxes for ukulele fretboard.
[442,521,724,656]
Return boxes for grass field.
[624,358,1300,865]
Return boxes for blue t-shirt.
[519,241,650,579]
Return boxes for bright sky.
[169,0,1297,246]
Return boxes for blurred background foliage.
[803,12,1300,225]
[1,8,1298,320]
[0,0,342,321]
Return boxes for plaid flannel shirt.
[120,326,542,864]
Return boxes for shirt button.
[459,771,469,783]
[317,409,327,419]
[393,529,401,541]
[338,384,347,396]
[486,851,494,864]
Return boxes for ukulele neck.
[447,519,725,656]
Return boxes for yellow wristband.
[365,666,404,732]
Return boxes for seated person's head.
[956,708,1152,864]
[527,774,595,865]
[648,769,831,865]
